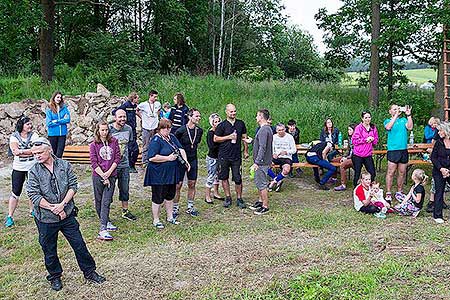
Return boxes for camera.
[172,148,188,169]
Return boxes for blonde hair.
[428,117,439,126]
[209,113,221,127]
[412,169,428,184]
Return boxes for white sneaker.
[97,230,113,240]
[106,222,118,231]
[434,218,445,224]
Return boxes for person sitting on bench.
[305,141,336,190]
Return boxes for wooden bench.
[272,161,341,169]
[62,145,142,165]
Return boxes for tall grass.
[0,69,435,145]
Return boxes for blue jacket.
[46,105,71,137]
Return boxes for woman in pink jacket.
[351,111,378,186]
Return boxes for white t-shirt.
[10,132,39,171]
[138,101,161,130]
[272,133,296,160]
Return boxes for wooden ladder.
[445,25,450,121]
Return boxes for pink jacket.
[352,123,378,157]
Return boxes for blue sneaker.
[186,207,199,217]
[5,216,15,227]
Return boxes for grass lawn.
[345,69,437,86]
[1,159,449,300]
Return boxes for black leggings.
[359,205,380,214]
[352,155,376,186]
[49,136,67,158]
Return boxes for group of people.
[4,89,450,291]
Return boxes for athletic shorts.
[387,149,408,164]
[254,165,270,191]
[151,184,176,204]
[272,158,293,166]
[218,158,242,184]
[178,159,198,181]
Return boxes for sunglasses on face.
[31,141,50,147]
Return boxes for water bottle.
[231,130,237,144]
[338,132,343,148]
[249,166,255,180]
[409,131,414,145]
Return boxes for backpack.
[8,131,34,157]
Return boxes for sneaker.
[395,192,406,202]
[153,221,165,229]
[374,212,387,219]
[129,167,138,173]
[411,210,420,218]
[186,207,199,217]
[288,171,294,178]
[167,218,180,225]
[172,209,179,219]
[4,216,14,228]
[29,211,35,218]
[327,177,337,184]
[274,181,284,192]
[250,201,263,211]
[85,271,106,284]
[236,198,247,209]
[426,201,434,213]
[122,210,137,221]
[106,222,118,231]
[317,183,330,191]
[97,230,113,241]
[254,207,269,215]
[213,195,225,200]
[434,218,445,224]
[267,181,275,192]
[223,197,232,208]
[50,278,63,291]
[334,184,346,191]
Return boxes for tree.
[369,0,380,107]
[40,0,55,83]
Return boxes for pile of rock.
[0,84,136,151]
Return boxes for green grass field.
[345,68,437,86]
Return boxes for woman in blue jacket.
[46,91,71,157]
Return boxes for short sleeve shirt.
[412,184,425,209]
[174,125,203,161]
[215,119,247,160]
[10,132,39,171]
[109,124,133,169]
[138,101,161,130]
[384,117,408,151]
[144,134,183,185]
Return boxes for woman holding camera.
[144,118,190,229]
[384,104,413,204]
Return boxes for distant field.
[345,68,437,86]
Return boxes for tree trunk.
[227,0,236,79]
[435,55,445,120]
[40,0,55,83]
[387,42,394,101]
[209,0,216,73]
[217,0,225,76]
[138,0,143,52]
[369,0,380,107]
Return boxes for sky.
[282,0,342,54]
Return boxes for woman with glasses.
[46,91,71,158]
[5,116,39,227]
[89,120,121,240]
[144,118,190,229]
[351,111,379,187]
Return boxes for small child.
[370,182,391,210]
[160,102,171,119]
[394,169,427,217]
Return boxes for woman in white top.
[5,116,39,227]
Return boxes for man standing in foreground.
[250,109,273,215]
[109,109,137,221]
[214,103,249,208]
[27,137,105,291]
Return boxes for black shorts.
[272,158,293,166]
[218,158,242,184]
[178,159,198,181]
[151,184,176,204]
[11,170,27,198]
[387,149,409,164]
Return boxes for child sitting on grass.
[370,181,391,213]
[353,172,385,218]
[394,169,427,218]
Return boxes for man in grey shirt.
[250,109,273,215]
[109,109,137,221]
[27,137,105,291]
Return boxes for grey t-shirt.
[109,124,133,169]
[253,124,273,166]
